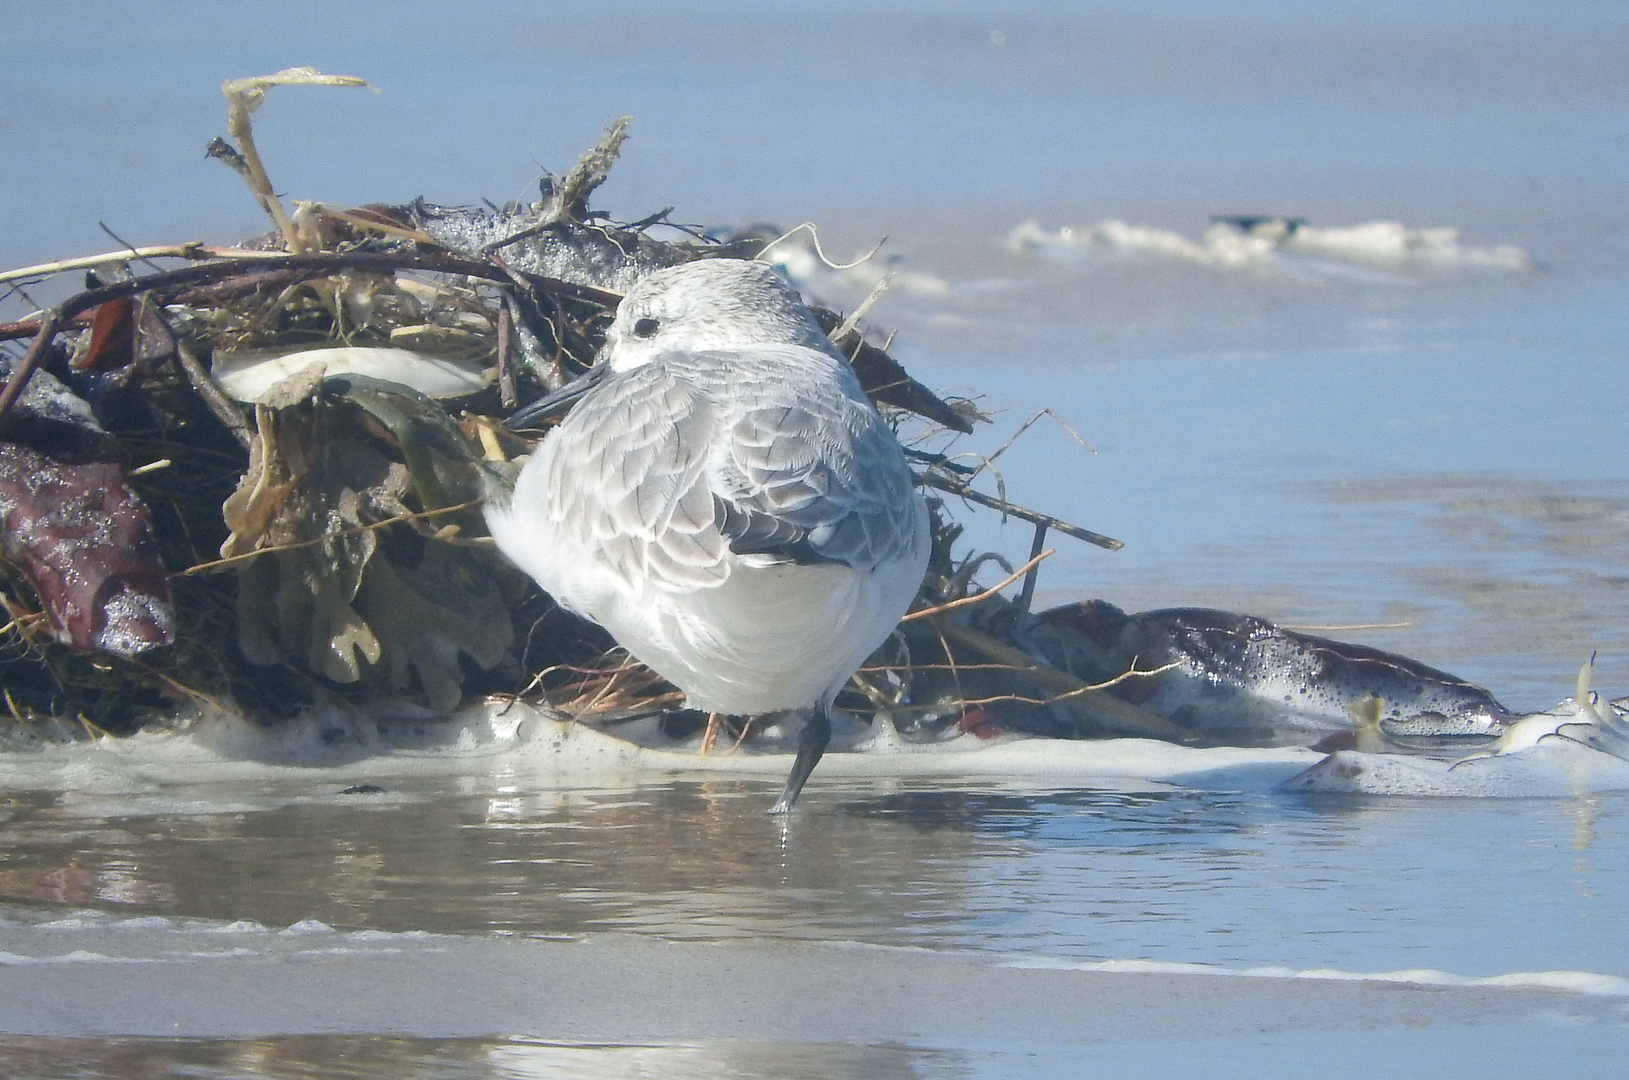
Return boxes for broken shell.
[212,346,492,403]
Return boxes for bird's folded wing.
[543,348,921,592]
[715,368,922,573]
[542,364,731,590]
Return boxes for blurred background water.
[3,2,1628,1075]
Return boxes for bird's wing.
[700,347,924,573]
[540,363,731,591]
[541,346,922,593]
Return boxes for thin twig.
[1012,521,1048,621]
[968,408,1096,484]
[831,274,891,343]
[0,243,245,286]
[172,338,253,450]
[0,308,64,423]
[175,498,484,576]
[0,610,50,640]
[496,300,518,409]
[297,203,439,245]
[902,549,1054,622]
[930,618,1191,741]
[754,222,885,271]
[119,654,237,714]
[929,616,967,715]
[0,314,88,342]
[954,660,1184,710]
[219,68,374,250]
[97,221,171,276]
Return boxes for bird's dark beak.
[505,364,610,430]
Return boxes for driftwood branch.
[920,468,1124,551]
[172,338,253,450]
[0,309,65,421]
[217,68,375,250]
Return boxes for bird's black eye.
[632,317,660,339]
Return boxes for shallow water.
[3,770,1628,1076]
[4,775,1627,977]
[5,1,1629,1075]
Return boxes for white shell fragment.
[212,346,493,403]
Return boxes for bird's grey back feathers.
[534,343,918,594]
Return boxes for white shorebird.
[485,259,931,812]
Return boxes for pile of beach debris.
[0,70,1147,746]
[6,70,1531,761]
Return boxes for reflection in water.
[2,777,1625,978]
[0,1035,490,1080]
[0,1034,966,1080]
[492,1039,960,1080]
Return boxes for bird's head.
[600,258,837,373]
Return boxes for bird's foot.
[767,707,831,814]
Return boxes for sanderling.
[485,258,930,812]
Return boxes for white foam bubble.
[279,919,336,936]
[1285,739,1629,796]
[200,920,270,935]
[0,949,154,966]
[0,912,451,977]
[31,915,116,931]
[0,701,1322,807]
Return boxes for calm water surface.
[3,777,1626,979]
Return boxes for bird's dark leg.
[768,704,831,814]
